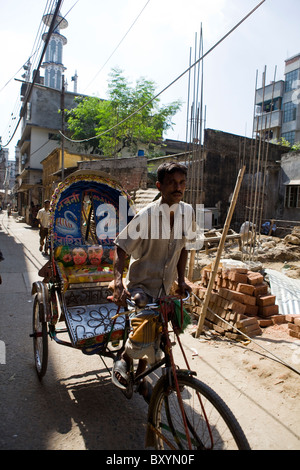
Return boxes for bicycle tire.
[32,295,48,380]
[147,371,250,450]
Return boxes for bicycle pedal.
[121,375,134,400]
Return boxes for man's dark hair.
[157,161,187,184]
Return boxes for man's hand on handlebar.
[112,282,131,307]
[176,280,192,298]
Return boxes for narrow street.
[0,212,148,450]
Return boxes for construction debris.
[284,226,300,246]
[286,314,300,340]
[202,228,242,254]
[185,261,284,340]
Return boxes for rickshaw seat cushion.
[65,303,126,350]
[57,262,114,287]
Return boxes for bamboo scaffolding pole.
[195,165,246,337]
[185,47,192,150]
[249,66,267,258]
[184,26,205,208]
[257,66,277,242]
[188,249,196,281]
[244,67,266,260]
[243,71,259,259]
[196,25,204,206]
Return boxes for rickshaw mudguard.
[31,281,51,322]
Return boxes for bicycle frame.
[124,294,196,450]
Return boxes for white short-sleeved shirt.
[114,197,196,299]
[37,208,50,228]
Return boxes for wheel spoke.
[150,373,250,450]
[32,296,48,379]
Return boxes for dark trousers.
[39,227,49,250]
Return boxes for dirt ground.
[179,234,300,450]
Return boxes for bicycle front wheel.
[147,371,250,450]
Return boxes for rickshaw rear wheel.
[32,295,48,380]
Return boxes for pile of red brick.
[286,314,300,339]
[190,265,282,340]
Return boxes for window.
[50,69,56,88]
[44,69,50,87]
[26,103,31,121]
[261,98,281,113]
[286,185,300,208]
[57,70,62,89]
[57,43,62,64]
[45,45,50,62]
[285,70,299,92]
[281,131,295,145]
[50,39,56,62]
[283,101,297,123]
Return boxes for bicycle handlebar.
[126,291,190,310]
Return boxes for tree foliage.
[274,137,300,151]
[66,68,181,156]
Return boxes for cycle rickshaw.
[31,169,250,450]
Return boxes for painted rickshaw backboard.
[49,172,134,249]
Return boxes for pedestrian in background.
[37,200,50,255]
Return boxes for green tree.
[66,68,181,156]
[273,137,300,152]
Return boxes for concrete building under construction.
[254,53,300,145]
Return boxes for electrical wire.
[1,0,80,149]
[0,0,58,146]
[60,0,266,145]
[2,0,64,148]
[84,0,151,93]
[0,1,54,95]
[29,0,55,65]
[28,137,58,158]
[0,62,30,95]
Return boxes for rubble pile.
[216,227,300,265]
[188,263,281,340]
[284,226,300,246]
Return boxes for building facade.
[16,82,84,221]
[41,8,68,90]
[254,53,300,145]
[280,151,300,221]
[41,148,101,200]
[15,8,83,222]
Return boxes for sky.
[1,0,300,160]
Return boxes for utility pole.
[61,74,65,181]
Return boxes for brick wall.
[203,129,290,226]
[78,156,148,192]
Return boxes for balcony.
[17,167,43,192]
[253,109,282,132]
[20,139,30,154]
[255,80,284,103]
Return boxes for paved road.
[0,212,148,450]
